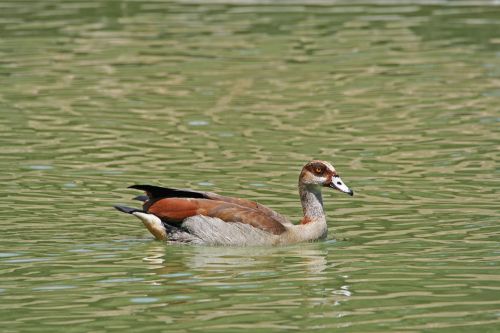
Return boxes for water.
[1,1,499,332]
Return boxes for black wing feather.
[128,185,207,200]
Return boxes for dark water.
[0,1,499,332]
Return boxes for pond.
[0,1,499,332]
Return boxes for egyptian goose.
[114,160,353,246]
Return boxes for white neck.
[287,183,328,242]
[299,184,326,222]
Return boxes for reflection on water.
[1,1,499,332]
[140,244,349,331]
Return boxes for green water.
[1,1,499,332]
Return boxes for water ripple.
[0,2,499,332]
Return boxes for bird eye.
[315,167,322,174]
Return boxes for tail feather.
[114,205,143,214]
[128,185,206,200]
[114,203,202,244]
[133,195,149,202]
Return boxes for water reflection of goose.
[187,245,329,274]
[115,160,353,246]
[144,243,330,275]
[143,244,351,308]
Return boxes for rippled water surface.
[1,1,499,332]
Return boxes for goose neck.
[299,184,326,223]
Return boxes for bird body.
[115,160,353,246]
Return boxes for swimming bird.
[114,160,353,246]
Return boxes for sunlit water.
[0,1,499,332]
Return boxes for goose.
[114,160,353,246]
